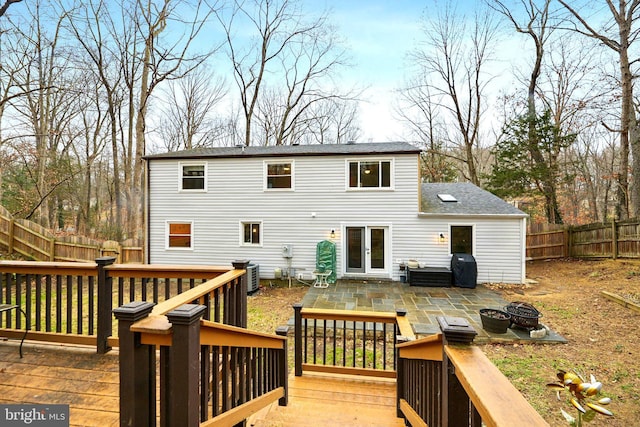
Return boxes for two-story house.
[143,142,527,284]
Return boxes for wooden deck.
[249,372,405,427]
[0,341,404,427]
[0,341,119,427]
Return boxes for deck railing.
[115,300,288,427]
[0,257,247,353]
[396,324,550,427]
[293,303,415,378]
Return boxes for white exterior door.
[345,226,389,275]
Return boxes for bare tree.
[3,0,86,226]
[0,0,21,18]
[490,0,569,223]
[558,0,640,219]
[215,0,352,146]
[409,3,499,185]
[153,67,227,151]
[130,0,213,237]
[396,75,457,182]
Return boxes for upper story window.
[348,160,392,189]
[180,163,206,191]
[265,161,293,190]
[166,221,193,249]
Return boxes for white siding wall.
[147,153,526,284]
[148,153,421,280]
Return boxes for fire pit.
[504,301,542,330]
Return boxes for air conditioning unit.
[247,263,259,293]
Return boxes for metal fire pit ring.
[504,301,542,330]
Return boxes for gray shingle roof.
[144,141,421,160]
[421,182,527,217]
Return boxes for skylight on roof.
[437,193,457,202]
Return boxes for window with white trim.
[348,160,392,189]
[265,161,293,190]
[166,221,193,249]
[241,221,262,245]
[450,225,473,254]
[180,163,206,191]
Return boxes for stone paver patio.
[296,280,566,343]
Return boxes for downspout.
[144,159,150,264]
[521,217,527,283]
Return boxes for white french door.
[345,226,388,275]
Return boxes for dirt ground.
[247,259,640,426]
[482,258,640,426]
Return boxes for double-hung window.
[348,159,392,189]
[180,163,206,191]
[241,221,262,246]
[265,161,293,190]
[166,221,193,249]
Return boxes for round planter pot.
[479,308,512,334]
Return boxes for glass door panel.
[370,228,385,269]
[346,227,365,273]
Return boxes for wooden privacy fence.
[527,218,640,260]
[0,205,143,263]
[0,257,249,353]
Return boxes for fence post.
[612,220,618,260]
[48,237,55,261]
[113,301,156,427]
[438,316,479,427]
[232,260,249,328]
[166,304,206,427]
[8,218,14,255]
[96,256,116,354]
[293,302,303,376]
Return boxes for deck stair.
[249,372,405,426]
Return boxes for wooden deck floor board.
[0,342,120,427]
[249,373,405,427]
[0,342,405,427]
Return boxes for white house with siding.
[144,142,528,284]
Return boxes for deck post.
[276,325,289,406]
[96,256,116,354]
[113,301,156,427]
[232,260,249,328]
[166,304,207,427]
[438,316,480,427]
[395,335,410,419]
[293,303,303,376]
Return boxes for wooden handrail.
[133,316,286,350]
[201,388,285,427]
[149,269,244,316]
[300,307,397,322]
[105,263,232,279]
[0,260,97,276]
[397,333,443,361]
[445,345,549,427]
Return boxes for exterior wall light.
[439,233,446,243]
[330,229,336,239]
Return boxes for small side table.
[313,271,331,288]
[0,304,29,358]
